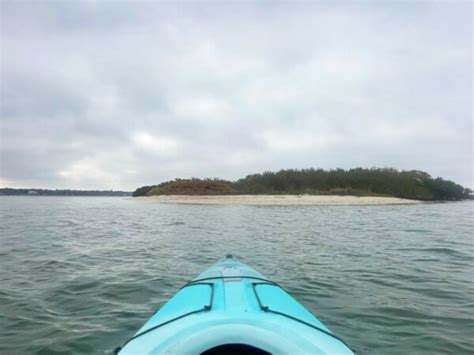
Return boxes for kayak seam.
[251,283,354,352]
[116,282,214,354]
[182,276,279,288]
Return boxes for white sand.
[145,194,421,206]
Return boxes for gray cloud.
[1,1,472,190]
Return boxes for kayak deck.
[117,255,353,354]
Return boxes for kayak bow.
[116,255,353,354]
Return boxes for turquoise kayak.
[115,255,353,354]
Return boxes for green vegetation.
[133,168,473,201]
[143,179,239,196]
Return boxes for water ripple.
[0,197,473,354]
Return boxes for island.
[133,168,472,204]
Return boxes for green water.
[0,197,473,354]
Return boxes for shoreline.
[143,194,422,206]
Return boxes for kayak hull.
[117,255,353,354]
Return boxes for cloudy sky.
[1,1,472,190]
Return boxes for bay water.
[0,197,473,354]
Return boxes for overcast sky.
[1,1,472,190]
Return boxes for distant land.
[133,168,473,201]
[0,188,131,196]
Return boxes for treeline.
[133,168,472,201]
[0,188,131,196]
[234,168,471,200]
[142,179,238,196]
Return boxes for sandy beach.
[146,195,421,205]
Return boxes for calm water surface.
[0,197,473,354]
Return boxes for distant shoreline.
[134,169,472,201]
[143,194,423,206]
[0,187,131,196]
